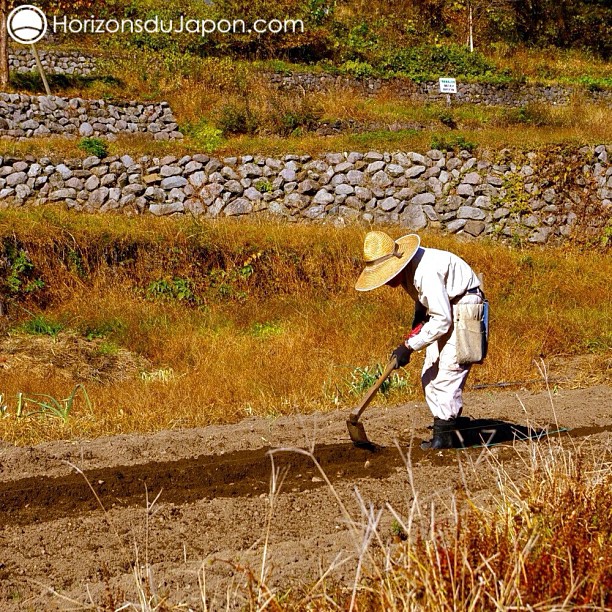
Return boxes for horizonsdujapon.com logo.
[5,4,304,41]
[7,5,48,45]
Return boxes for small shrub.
[255,178,273,193]
[184,119,224,153]
[97,341,120,356]
[381,44,502,82]
[78,137,109,158]
[4,248,44,295]
[146,277,197,303]
[269,96,323,136]
[430,134,476,152]
[339,60,377,79]
[438,110,458,129]
[217,102,258,136]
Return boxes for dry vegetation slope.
[0,208,609,446]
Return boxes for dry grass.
[2,48,611,160]
[259,439,612,611]
[490,45,612,85]
[0,209,610,445]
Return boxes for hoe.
[346,355,398,447]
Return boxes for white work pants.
[421,292,483,420]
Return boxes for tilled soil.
[0,384,610,611]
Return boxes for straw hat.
[355,231,420,292]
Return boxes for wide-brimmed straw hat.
[355,231,420,292]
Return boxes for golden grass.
[260,441,612,611]
[3,48,611,160]
[490,45,612,84]
[0,209,610,445]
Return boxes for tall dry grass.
[0,209,610,444]
[253,439,611,611]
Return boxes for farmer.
[355,231,487,449]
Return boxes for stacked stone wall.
[270,72,612,106]
[0,94,183,141]
[1,146,610,244]
[9,49,97,76]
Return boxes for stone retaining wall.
[269,72,612,106]
[1,146,610,244]
[9,49,97,76]
[0,94,183,141]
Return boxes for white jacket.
[404,247,480,352]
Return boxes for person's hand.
[391,342,413,368]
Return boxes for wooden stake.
[31,43,51,95]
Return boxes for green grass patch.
[20,315,64,337]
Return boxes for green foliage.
[306,0,336,26]
[498,174,531,215]
[16,384,91,424]
[430,133,476,152]
[3,247,45,296]
[339,60,377,79]
[249,321,283,338]
[78,137,109,159]
[601,220,612,248]
[278,99,323,135]
[347,363,408,396]
[437,109,458,129]
[97,341,120,356]
[217,103,257,136]
[391,518,408,540]
[216,95,323,137]
[146,277,197,303]
[255,178,273,193]
[183,119,225,153]
[82,318,126,341]
[20,315,64,337]
[207,252,262,300]
[381,44,505,82]
[576,75,612,92]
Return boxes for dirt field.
[0,382,610,611]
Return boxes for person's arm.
[412,301,428,329]
[406,271,452,351]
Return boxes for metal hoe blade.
[346,356,397,447]
[346,417,371,447]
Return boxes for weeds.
[430,133,476,153]
[347,363,409,396]
[15,384,91,423]
[77,137,109,158]
[145,277,197,303]
[3,247,45,296]
[20,314,64,336]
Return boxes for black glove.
[391,342,413,368]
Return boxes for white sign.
[439,78,457,94]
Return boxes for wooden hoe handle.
[349,356,398,422]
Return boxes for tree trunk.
[0,0,9,89]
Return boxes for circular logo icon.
[7,5,48,45]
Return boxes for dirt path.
[0,384,610,610]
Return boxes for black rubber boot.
[420,417,457,450]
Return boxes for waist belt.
[455,286,484,301]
